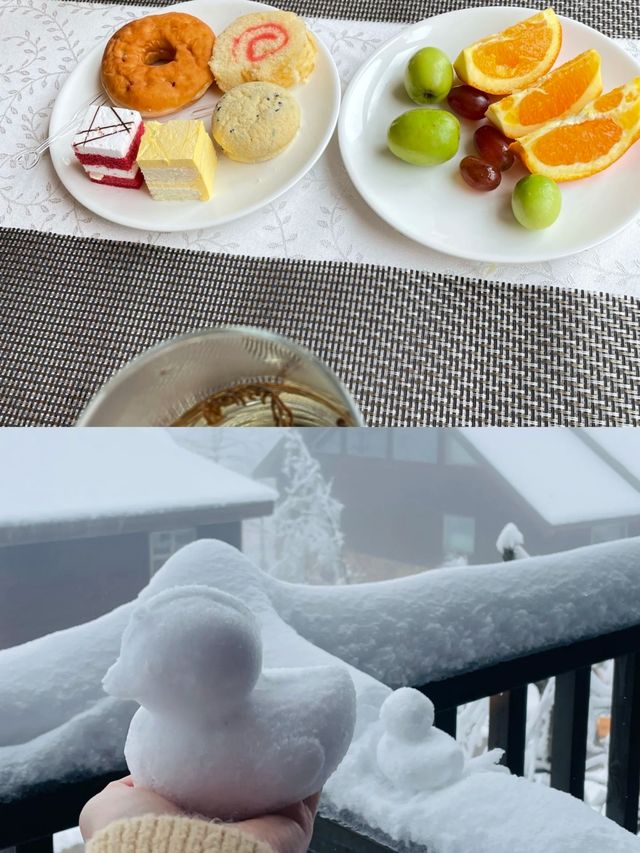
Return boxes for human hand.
[80,776,320,853]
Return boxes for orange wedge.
[486,49,602,139]
[454,8,562,95]
[511,78,640,181]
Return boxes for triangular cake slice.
[73,105,144,189]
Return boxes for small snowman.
[376,688,465,792]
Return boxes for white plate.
[49,0,340,232]
[339,6,640,263]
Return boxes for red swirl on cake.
[231,23,290,63]
[209,11,317,93]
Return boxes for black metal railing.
[2,623,639,853]
[422,622,640,834]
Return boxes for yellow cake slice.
[136,120,217,201]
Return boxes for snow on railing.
[266,536,640,685]
[1,539,639,853]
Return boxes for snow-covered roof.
[171,429,282,476]
[0,429,276,546]
[458,428,640,526]
[581,428,640,490]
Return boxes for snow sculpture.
[3,539,640,853]
[103,585,357,820]
[496,523,529,561]
[376,688,464,792]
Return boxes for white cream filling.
[86,162,141,181]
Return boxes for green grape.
[387,109,460,166]
[404,47,454,105]
[512,175,562,230]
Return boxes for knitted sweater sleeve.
[86,814,276,853]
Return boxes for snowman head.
[103,586,262,716]
[380,687,435,742]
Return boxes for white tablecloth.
[2,0,640,294]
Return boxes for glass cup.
[77,326,364,427]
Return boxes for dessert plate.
[49,0,340,232]
[338,6,640,263]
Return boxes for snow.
[170,428,282,477]
[495,522,528,559]
[376,689,470,792]
[381,688,435,740]
[325,749,639,853]
[0,429,276,546]
[2,539,639,852]
[104,585,356,820]
[0,540,386,803]
[582,428,640,489]
[262,431,348,584]
[458,427,640,525]
[53,826,82,853]
[0,601,132,747]
[266,536,640,686]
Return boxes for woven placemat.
[63,0,640,38]
[2,228,640,426]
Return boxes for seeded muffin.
[212,82,301,163]
[210,11,316,93]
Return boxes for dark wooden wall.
[0,532,150,650]
[0,521,242,651]
[313,452,640,568]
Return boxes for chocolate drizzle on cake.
[75,106,136,149]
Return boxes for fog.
[1,427,640,650]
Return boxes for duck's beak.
[102,659,130,698]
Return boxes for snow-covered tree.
[266,431,348,585]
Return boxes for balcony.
[1,536,639,853]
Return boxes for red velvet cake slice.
[73,106,145,189]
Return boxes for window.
[346,429,388,458]
[391,428,438,462]
[590,521,628,544]
[444,435,477,465]
[443,514,476,557]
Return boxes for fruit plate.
[338,6,640,263]
[49,0,340,232]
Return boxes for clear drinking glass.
[77,326,364,427]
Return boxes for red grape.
[460,156,501,191]
[474,125,515,171]
[447,85,490,120]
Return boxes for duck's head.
[103,586,262,716]
[380,687,435,742]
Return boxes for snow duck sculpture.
[377,687,465,791]
[103,585,356,820]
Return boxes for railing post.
[488,686,527,776]
[15,837,54,853]
[550,667,590,799]
[434,706,457,739]
[606,652,640,832]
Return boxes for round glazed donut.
[101,13,215,118]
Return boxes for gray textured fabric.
[4,0,640,426]
[2,228,640,426]
[60,0,640,38]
